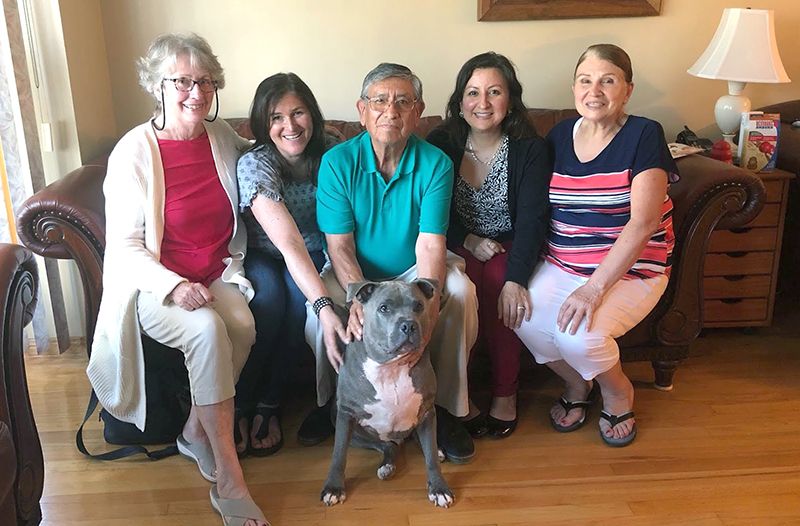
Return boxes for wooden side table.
[703,167,795,327]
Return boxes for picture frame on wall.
[477,0,662,21]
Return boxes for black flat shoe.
[436,406,475,464]
[297,400,334,446]
[461,413,488,439]
[486,414,518,439]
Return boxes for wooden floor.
[25,311,800,525]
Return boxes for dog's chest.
[359,358,423,441]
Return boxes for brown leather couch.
[16,109,765,391]
[0,243,44,525]
[756,101,800,300]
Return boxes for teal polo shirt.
[317,131,454,280]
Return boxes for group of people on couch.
[87,32,677,526]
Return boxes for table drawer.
[703,275,771,299]
[704,298,768,323]
[704,251,774,276]
[745,203,781,228]
[708,227,777,252]
[763,179,785,204]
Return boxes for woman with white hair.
[89,33,268,525]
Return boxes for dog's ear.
[347,281,378,303]
[412,278,439,300]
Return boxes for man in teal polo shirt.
[302,63,479,463]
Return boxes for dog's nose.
[399,320,417,335]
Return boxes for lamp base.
[715,81,751,148]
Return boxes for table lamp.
[687,7,790,145]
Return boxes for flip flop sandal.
[249,405,283,457]
[210,484,270,526]
[176,434,217,483]
[599,410,637,447]
[550,383,598,433]
[234,407,250,459]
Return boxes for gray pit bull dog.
[320,279,454,508]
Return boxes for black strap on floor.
[76,390,178,461]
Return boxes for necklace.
[467,135,503,166]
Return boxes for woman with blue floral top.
[236,73,347,457]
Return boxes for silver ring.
[517,306,525,310]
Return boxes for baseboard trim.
[27,337,86,355]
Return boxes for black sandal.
[550,382,598,433]
[234,407,250,458]
[599,410,637,447]
[249,404,283,457]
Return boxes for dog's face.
[347,279,438,364]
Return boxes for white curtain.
[1,0,68,353]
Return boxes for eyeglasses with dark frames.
[163,77,219,93]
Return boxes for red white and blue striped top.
[545,116,678,279]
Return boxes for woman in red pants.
[427,52,551,438]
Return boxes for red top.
[158,132,232,287]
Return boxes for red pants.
[454,242,522,397]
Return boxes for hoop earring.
[204,90,219,123]
[151,88,166,131]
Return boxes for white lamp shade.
[688,8,790,84]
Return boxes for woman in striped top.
[514,44,677,447]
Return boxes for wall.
[92,0,800,141]
[59,0,116,163]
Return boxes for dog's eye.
[379,304,389,313]
[412,301,424,313]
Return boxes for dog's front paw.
[377,462,396,480]
[321,486,347,506]
[427,482,454,508]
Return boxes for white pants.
[137,278,256,406]
[305,251,478,417]
[514,260,668,380]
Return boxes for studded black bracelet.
[312,296,334,317]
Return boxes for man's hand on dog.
[347,300,365,341]
[320,306,349,372]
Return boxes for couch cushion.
[527,108,580,136]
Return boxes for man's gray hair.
[360,63,423,101]
[137,33,225,105]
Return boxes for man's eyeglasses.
[163,77,219,93]
[362,96,418,113]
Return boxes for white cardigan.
[88,118,254,431]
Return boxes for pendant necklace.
[467,135,503,166]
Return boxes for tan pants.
[305,251,478,417]
[137,278,256,406]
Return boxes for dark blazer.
[426,127,552,286]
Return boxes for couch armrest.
[0,244,43,525]
[654,155,765,345]
[16,163,107,345]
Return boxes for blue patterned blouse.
[237,134,339,259]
